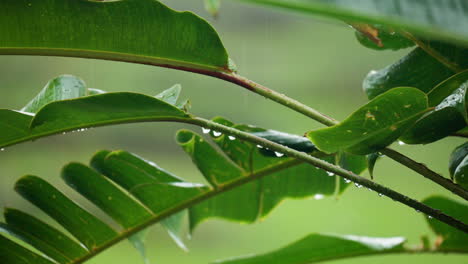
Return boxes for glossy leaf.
[236,0,468,46]
[363,48,454,100]
[21,75,87,113]
[366,152,381,179]
[449,142,468,177]
[0,92,191,148]
[0,234,56,264]
[423,196,468,250]
[428,70,468,106]
[307,88,428,155]
[214,233,405,264]
[251,129,318,157]
[0,0,230,72]
[400,84,467,144]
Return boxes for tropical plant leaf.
[235,0,468,46]
[21,75,87,113]
[0,92,191,148]
[0,0,231,72]
[400,84,467,144]
[307,88,428,155]
[213,233,406,264]
[366,152,381,179]
[423,196,468,251]
[449,142,468,188]
[428,70,468,107]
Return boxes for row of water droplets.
[201,127,285,157]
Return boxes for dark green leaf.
[236,0,468,46]
[423,196,468,250]
[363,48,454,100]
[14,176,118,250]
[251,130,318,157]
[449,142,468,177]
[21,75,87,113]
[0,0,230,72]
[428,70,468,106]
[1,208,88,264]
[214,233,405,264]
[400,85,467,144]
[366,152,381,179]
[307,88,428,155]
[0,234,56,264]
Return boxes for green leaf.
[351,23,414,51]
[336,152,367,192]
[449,142,468,188]
[250,129,318,157]
[235,0,468,46]
[128,230,151,264]
[14,176,118,250]
[400,84,467,144]
[428,70,468,107]
[423,196,468,250]
[21,75,87,113]
[0,0,231,72]
[307,88,428,155]
[214,233,405,264]
[0,234,56,264]
[155,84,182,106]
[366,152,381,179]
[363,48,454,100]
[0,92,191,148]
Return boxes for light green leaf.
[0,0,230,72]
[307,88,428,155]
[205,0,222,17]
[214,233,405,264]
[155,84,182,106]
[234,0,468,46]
[21,75,87,113]
[128,229,151,264]
[423,196,468,250]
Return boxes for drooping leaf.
[400,84,467,144]
[423,196,468,250]
[213,233,405,264]
[366,152,381,179]
[21,75,87,113]
[351,23,414,51]
[336,152,368,192]
[0,92,191,148]
[449,142,468,177]
[128,229,151,264]
[0,0,231,72]
[307,88,428,155]
[235,0,468,46]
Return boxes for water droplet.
[415,210,420,213]
[201,127,211,134]
[326,171,335,177]
[344,179,352,183]
[0,148,4,151]
[228,135,236,141]
[428,215,433,219]
[274,151,284,157]
[378,193,383,197]
[313,194,324,200]
[354,183,363,188]
[398,140,406,146]
[62,132,67,135]
[212,131,222,137]
[256,144,263,149]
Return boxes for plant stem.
[381,148,468,200]
[207,71,468,201]
[188,117,468,233]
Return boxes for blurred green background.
[0,1,466,263]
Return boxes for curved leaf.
[22,75,87,113]
[400,84,467,144]
[428,70,468,107]
[449,142,468,189]
[423,196,468,251]
[307,88,428,155]
[352,23,414,51]
[0,0,230,72]
[214,233,405,264]
[0,92,191,148]
[235,0,468,46]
